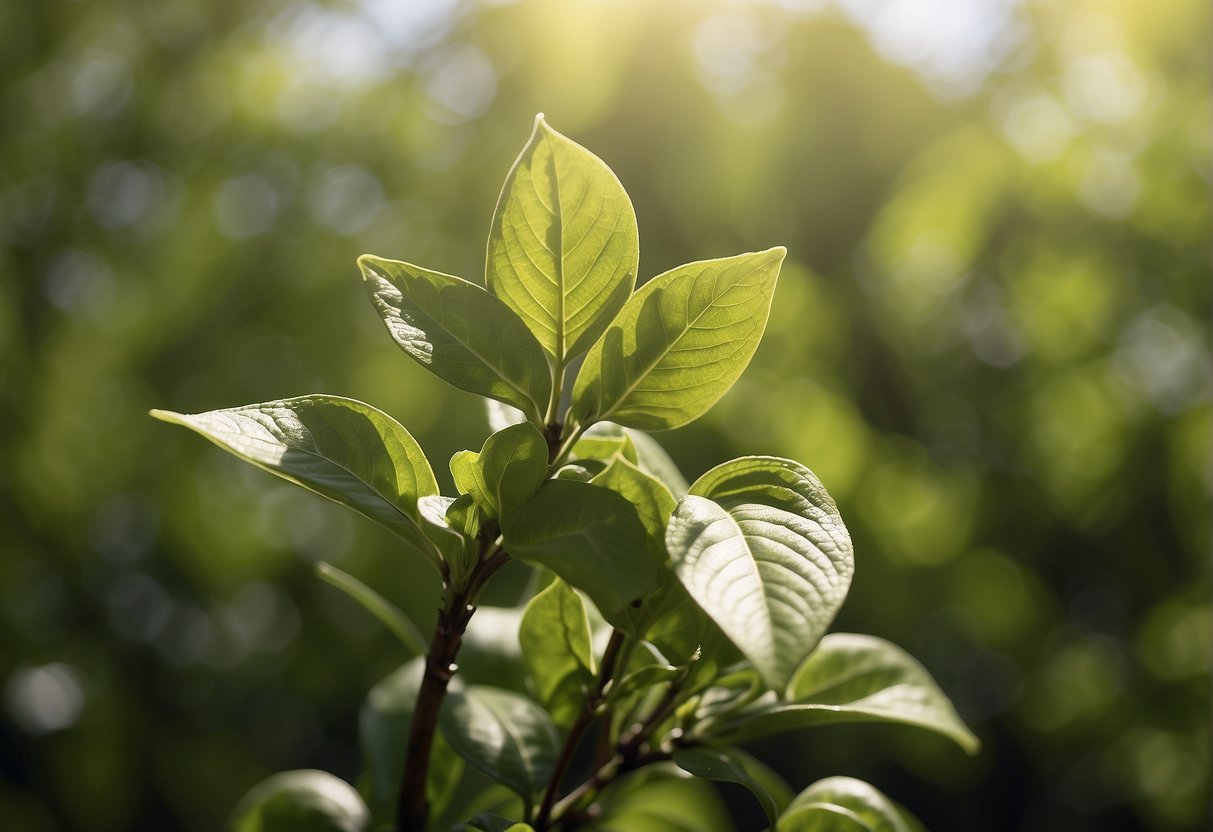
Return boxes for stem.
[533,629,627,829]
[546,421,587,476]
[544,360,567,428]
[396,545,509,831]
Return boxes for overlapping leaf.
[776,777,924,832]
[572,248,784,430]
[150,395,438,565]
[451,422,549,520]
[519,578,596,728]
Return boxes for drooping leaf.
[590,766,732,832]
[714,633,980,753]
[672,745,793,827]
[571,248,785,431]
[439,685,560,802]
[230,770,370,832]
[519,578,596,728]
[314,562,426,656]
[777,777,923,832]
[502,480,662,629]
[451,422,549,520]
[665,456,854,691]
[591,456,675,555]
[359,659,463,823]
[359,255,552,424]
[150,396,438,566]
[487,113,639,371]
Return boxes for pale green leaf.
[359,659,463,823]
[487,113,638,369]
[672,745,793,827]
[359,255,552,424]
[717,633,980,754]
[519,578,596,728]
[230,770,370,832]
[502,480,662,629]
[571,248,785,430]
[314,562,426,656]
[150,396,438,566]
[666,456,854,691]
[418,495,480,585]
[777,777,922,832]
[451,422,549,520]
[439,685,560,801]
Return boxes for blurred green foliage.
[1,0,1206,830]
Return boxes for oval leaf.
[673,745,793,827]
[359,255,552,424]
[150,396,438,565]
[451,422,549,520]
[572,248,785,431]
[502,480,662,629]
[666,457,853,691]
[777,777,923,832]
[719,633,980,753]
[230,770,370,832]
[439,685,560,801]
[519,578,596,728]
[488,113,639,369]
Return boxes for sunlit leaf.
[451,422,548,520]
[572,248,785,430]
[519,578,596,729]
[666,456,853,691]
[359,255,552,424]
[776,777,923,832]
[591,456,675,555]
[673,745,793,826]
[487,113,638,371]
[150,396,438,566]
[418,494,480,584]
[439,685,560,801]
[230,770,370,832]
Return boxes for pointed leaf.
[666,457,853,691]
[488,113,639,368]
[359,255,552,424]
[777,777,923,832]
[150,396,438,565]
[451,422,549,520]
[502,480,662,629]
[673,746,793,827]
[230,770,370,832]
[439,685,560,801]
[625,428,689,497]
[519,578,596,728]
[314,563,426,656]
[717,633,980,753]
[359,659,463,823]
[572,248,785,430]
[591,456,675,555]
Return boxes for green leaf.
[571,248,785,430]
[589,766,732,832]
[625,428,689,497]
[519,578,596,729]
[359,660,463,823]
[461,606,528,692]
[418,495,481,584]
[612,663,680,700]
[451,422,549,520]
[230,770,370,832]
[502,480,662,629]
[717,633,980,754]
[487,113,639,371]
[672,745,793,827]
[590,456,675,555]
[359,255,552,424]
[439,685,560,802]
[454,817,535,832]
[777,777,922,832]
[665,456,854,691]
[150,396,438,566]
[314,562,426,656]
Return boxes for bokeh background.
[2,0,1208,829]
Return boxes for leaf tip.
[148,408,182,424]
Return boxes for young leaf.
[714,633,980,754]
[230,770,370,832]
[439,685,560,802]
[451,422,549,520]
[672,745,793,827]
[571,248,785,431]
[359,255,552,424]
[501,480,662,629]
[314,562,426,656]
[487,113,639,372]
[777,777,924,832]
[665,457,854,692]
[418,495,480,585]
[519,578,596,729]
[359,659,464,822]
[150,396,439,566]
[626,428,689,497]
